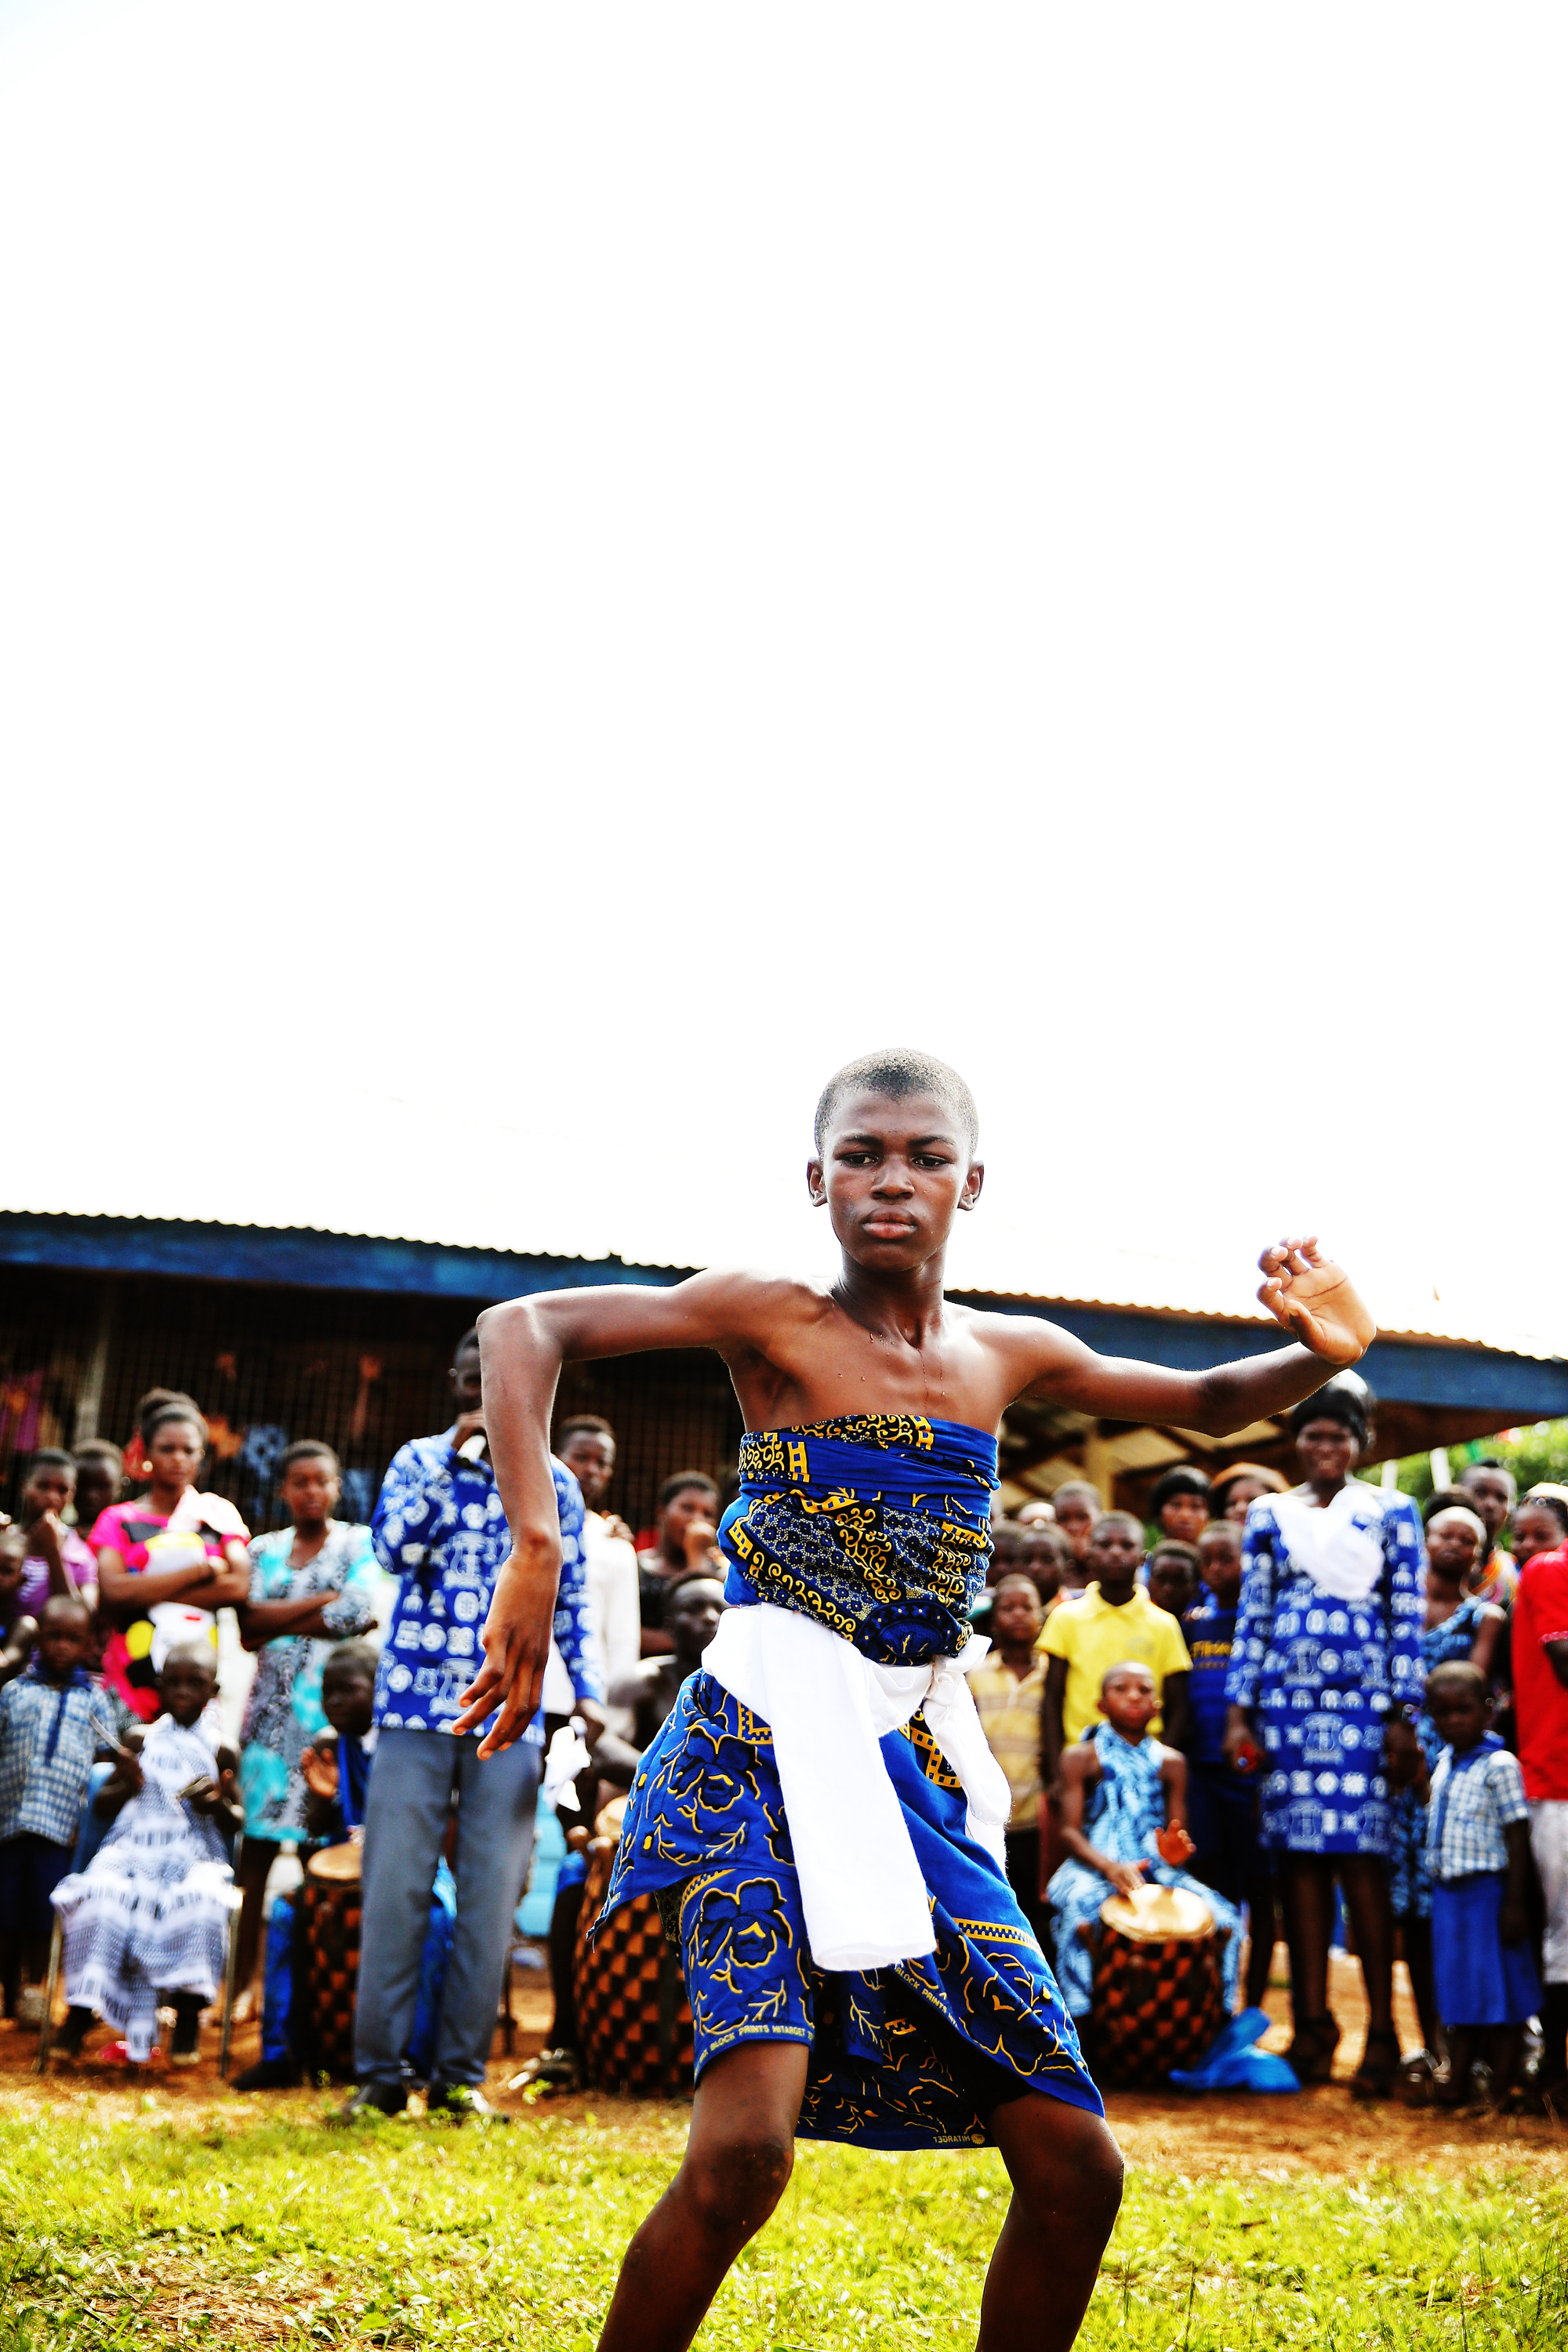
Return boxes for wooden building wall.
[0,1266,742,1541]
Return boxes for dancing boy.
[460,1049,1374,2352]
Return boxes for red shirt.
[1514,1544,1568,1801]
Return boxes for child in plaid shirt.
[1423,1661,1540,2110]
[0,1595,130,2017]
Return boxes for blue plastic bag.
[1167,2005,1299,2093]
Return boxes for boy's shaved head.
[814,1049,978,1156]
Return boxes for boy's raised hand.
[1256,1238,1375,1367]
[1155,1821,1196,1867]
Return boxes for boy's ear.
[806,1156,827,1207]
[956,1160,985,1213]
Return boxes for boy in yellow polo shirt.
[1040,1512,1191,1784]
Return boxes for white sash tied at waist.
[701,1602,1013,1974]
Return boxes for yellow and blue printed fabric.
[598,1414,1102,2147]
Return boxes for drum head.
[594,1796,628,1844]
[1099,1882,1214,1940]
[307,1840,364,1883]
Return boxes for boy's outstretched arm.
[1004,1238,1375,1435]
[453,1272,775,1755]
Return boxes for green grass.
[1,2101,1564,2350]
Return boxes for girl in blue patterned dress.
[1389,1501,1504,2056]
[1225,1374,1425,2097]
[1047,1663,1243,2020]
[465,1051,1380,2352]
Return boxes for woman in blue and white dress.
[1225,1375,1425,2096]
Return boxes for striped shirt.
[969,1655,1047,1830]
[0,1668,132,1848]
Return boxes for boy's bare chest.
[731,1309,1010,1434]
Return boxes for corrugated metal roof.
[7,1200,1563,1365]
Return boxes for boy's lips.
[862,1214,919,1237]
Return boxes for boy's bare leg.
[597,2041,809,2352]
[978,2095,1123,2351]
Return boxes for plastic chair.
[36,1774,245,2076]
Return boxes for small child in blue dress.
[1423,1661,1540,2111]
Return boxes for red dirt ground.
[2,1944,1563,2183]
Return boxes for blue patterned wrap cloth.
[597,1414,1102,2147]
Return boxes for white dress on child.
[52,1715,238,2061]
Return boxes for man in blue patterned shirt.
[347,1326,604,2122]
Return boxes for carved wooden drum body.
[572,1806,695,2096]
[1091,1883,1229,2089]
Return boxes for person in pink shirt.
[13,1451,98,1617]
[91,1403,249,1723]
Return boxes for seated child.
[1047,1661,1243,2022]
[0,1528,39,1690]
[53,1643,240,2065]
[0,1595,127,2017]
[1180,1520,1278,2009]
[596,1573,728,1772]
[1422,1661,1540,2110]
[967,1573,1051,1944]
[297,1640,382,1846]
[234,1642,454,2091]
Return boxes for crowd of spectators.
[973,1376,1568,2112]
[1,1341,1566,2122]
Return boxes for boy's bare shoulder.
[948,1301,1095,1385]
[692,1267,839,1358]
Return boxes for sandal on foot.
[506,2047,582,2093]
[1286,2012,1341,2085]
[1399,2049,1437,2108]
[1351,2026,1402,2100]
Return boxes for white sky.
[3,4,1565,1348]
